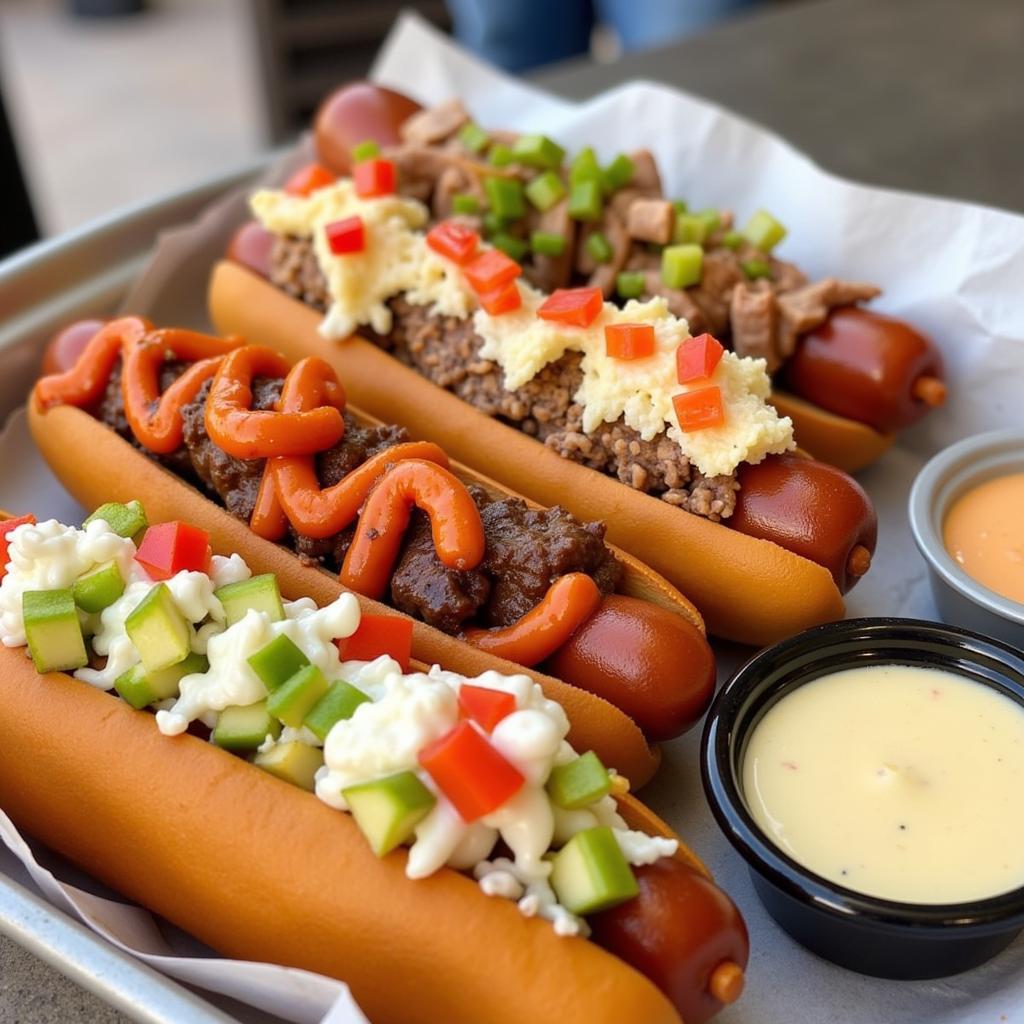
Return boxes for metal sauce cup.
[909,429,1024,648]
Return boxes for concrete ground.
[0,0,265,235]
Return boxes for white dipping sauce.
[743,664,1024,904]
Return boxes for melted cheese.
[251,181,474,337]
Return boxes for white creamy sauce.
[251,178,794,478]
[743,664,1024,903]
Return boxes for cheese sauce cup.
[909,428,1024,648]
[701,617,1024,979]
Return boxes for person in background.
[445,0,760,72]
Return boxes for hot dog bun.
[209,260,846,645]
[769,390,894,474]
[30,401,664,785]
[0,647,685,1024]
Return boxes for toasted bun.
[209,261,846,645]
[29,402,661,785]
[0,648,682,1024]
[770,391,894,473]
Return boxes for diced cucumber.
[113,651,208,709]
[214,573,284,627]
[303,680,370,741]
[253,741,323,791]
[124,583,191,673]
[547,751,611,810]
[84,500,147,539]
[72,561,126,614]
[213,701,281,751]
[247,634,309,692]
[22,589,88,673]
[267,664,330,728]
[550,826,638,916]
[343,771,436,856]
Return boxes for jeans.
[446,0,759,72]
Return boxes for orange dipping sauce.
[944,472,1024,604]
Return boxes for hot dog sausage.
[226,221,275,280]
[730,453,877,593]
[41,319,107,377]
[314,83,423,176]
[784,306,946,433]
[545,596,716,741]
[591,857,749,1024]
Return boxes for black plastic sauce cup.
[701,617,1024,979]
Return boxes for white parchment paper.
[3,10,1024,1023]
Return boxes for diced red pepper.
[673,386,725,431]
[537,287,604,328]
[352,158,396,198]
[458,685,516,733]
[325,215,366,255]
[464,248,522,294]
[676,333,724,383]
[134,522,211,580]
[418,720,524,822]
[0,515,36,580]
[477,279,522,316]
[426,221,480,265]
[283,163,335,197]
[336,614,413,673]
[605,322,655,360]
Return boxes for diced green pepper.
[484,176,526,220]
[584,231,613,264]
[547,751,612,809]
[530,231,566,257]
[72,561,125,614]
[741,259,773,280]
[673,213,708,246]
[616,271,646,300]
[525,170,566,212]
[488,143,514,167]
[722,230,743,250]
[695,208,722,234]
[84,501,147,539]
[451,193,480,216]
[351,140,380,163]
[481,211,506,237]
[458,121,489,154]
[568,179,603,222]
[661,244,704,289]
[491,232,528,261]
[569,147,602,186]
[672,199,689,215]
[511,134,566,169]
[304,680,371,742]
[742,209,787,252]
[602,153,634,192]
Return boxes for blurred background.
[0,0,1021,258]
[0,0,768,248]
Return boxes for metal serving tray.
[0,161,291,1024]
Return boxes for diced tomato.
[0,515,36,580]
[336,614,413,673]
[537,287,603,328]
[426,221,480,265]
[463,248,522,294]
[605,322,655,360]
[477,279,522,315]
[418,720,524,822]
[134,522,211,580]
[676,333,724,383]
[458,685,516,732]
[325,215,366,255]
[352,158,396,198]
[283,163,335,197]
[673,386,725,431]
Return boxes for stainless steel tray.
[0,160,288,1024]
